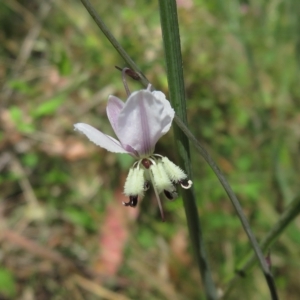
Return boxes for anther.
[164,189,178,200]
[180,179,193,189]
[122,195,138,207]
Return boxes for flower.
[74,85,192,221]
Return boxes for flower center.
[141,158,152,169]
[122,154,193,220]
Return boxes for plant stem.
[158,1,218,299]
[174,116,279,299]
[222,194,300,298]
[80,0,149,87]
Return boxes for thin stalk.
[175,116,279,299]
[158,1,218,299]
[79,0,149,87]
[222,194,300,298]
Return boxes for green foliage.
[9,80,33,95]
[136,228,156,249]
[21,153,39,168]
[0,268,16,298]
[116,153,135,171]
[64,206,96,231]
[1,0,300,299]
[52,46,73,76]
[9,106,35,133]
[44,169,69,185]
[31,95,65,118]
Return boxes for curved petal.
[106,95,124,134]
[151,91,175,134]
[74,123,129,154]
[116,90,175,156]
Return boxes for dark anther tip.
[123,195,138,207]
[164,190,178,200]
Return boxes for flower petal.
[106,95,124,134]
[74,123,129,154]
[116,90,175,156]
[151,91,175,123]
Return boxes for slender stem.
[223,194,300,298]
[121,68,132,96]
[174,116,279,300]
[158,1,218,299]
[149,169,165,222]
[80,0,149,87]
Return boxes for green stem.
[222,194,300,298]
[175,117,278,300]
[80,0,149,87]
[158,1,218,299]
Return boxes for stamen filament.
[121,67,131,96]
[148,169,165,222]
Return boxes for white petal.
[74,123,129,154]
[116,90,175,157]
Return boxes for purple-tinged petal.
[116,90,174,157]
[106,95,124,135]
[74,123,129,154]
[151,91,175,134]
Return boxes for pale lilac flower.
[74,85,192,221]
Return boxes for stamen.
[161,157,188,183]
[151,162,174,194]
[180,179,193,189]
[121,67,132,96]
[148,157,157,165]
[124,167,145,197]
[122,195,138,207]
[148,168,165,221]
[164,189,178,200]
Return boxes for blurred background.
[1,0,300,299]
